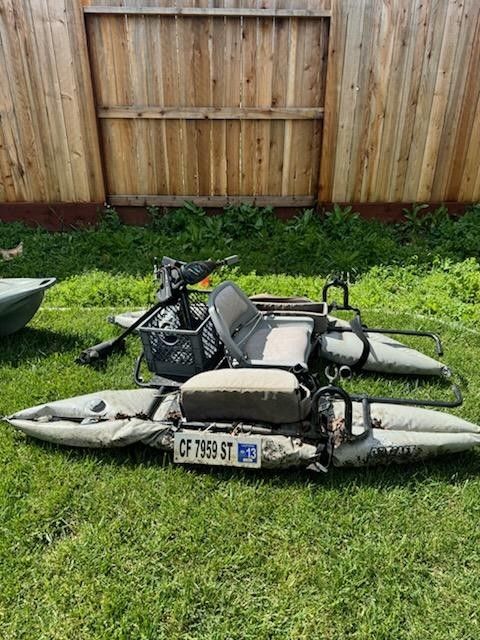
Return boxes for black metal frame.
[322,276,445,357]
[332,325,444,358]
[310,379,463,447]
[322,277,360,315]
[350,384,463,409]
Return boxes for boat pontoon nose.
[0,278,56,336]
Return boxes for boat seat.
[181,368,311,424]
[208,281,314,369]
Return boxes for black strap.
[309,440,332,472]
[350,314,371,370]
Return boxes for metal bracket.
[322,276,361,315]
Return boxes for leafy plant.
[146,205,164,231]
[161,204,206,235]
[97,204,122,231]
[401,203,430,235]
[322,204,361,240]
[286,208,319,233]
[222,204,277,238]
[324,204,360,225]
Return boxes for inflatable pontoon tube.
[7,388,480,469]
[321,317,448,377]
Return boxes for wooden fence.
[0,0,104,203]
[321,0,480,204]
[1,0,480,212]
[85,4,330,207]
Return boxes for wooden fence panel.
[85,6,329,203]
[319,0,480,204]
[0,0,104,203]
[3,0,480,210]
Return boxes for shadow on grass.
[20,434,480,491]
[0,327,83,365]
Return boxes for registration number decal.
[173,433,261,468]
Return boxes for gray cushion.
[244,322,313,368]
[181,368,311,424]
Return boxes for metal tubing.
[351,383,463,409]
[331,325,444,357]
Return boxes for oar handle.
[76,338,125,365]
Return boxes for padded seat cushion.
[181,368,311,424]
[244,322,313,368]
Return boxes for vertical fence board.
[0,3,33,201]
[331,1,366,201]
[369,1,409,201]
[224,7,242,195]
[360,0,395,201]
[416,0,465,201]
[211,16,228,195]
[389,0,430,202]
[160,16,184,194]
[0,0,104,203]
[402,0,449,201]
[176,15,199,195]
[194,16,213,195]
[255,13,274,196]
[386,0,425,201]
[268,14,288,195]
[290,20,311,196]
[346,0,381,200]
[307,10,328,195]
[66,1,105,200]
[146,16,169,193]
[280,17,298,195]
[431,0,479,201]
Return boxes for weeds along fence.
[1,0,480,212]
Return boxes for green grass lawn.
[2,209,480,639]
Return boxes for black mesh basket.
[138,289,223,378]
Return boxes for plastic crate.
[138,289,223,378]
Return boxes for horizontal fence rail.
[109,195,316,207]
[83,6,331,17]
[97,107,325,120]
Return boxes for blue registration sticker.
[237,442,258,464]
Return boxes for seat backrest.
[208,281,261,362]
